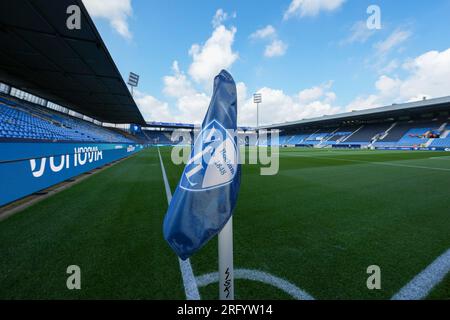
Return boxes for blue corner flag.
[163,70,241,260]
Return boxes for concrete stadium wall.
[0,142,144,207]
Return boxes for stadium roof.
[261,95,450,131]
[0,0,145,125]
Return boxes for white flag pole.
[218,216,234,300]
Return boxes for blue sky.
[83,0,450,125]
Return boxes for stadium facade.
[262,96,450,151]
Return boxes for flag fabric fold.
[163,69,241,260]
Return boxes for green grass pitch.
[0,147,449,299]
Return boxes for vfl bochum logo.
[180,120,238,191]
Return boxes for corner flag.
[163,69,241,261]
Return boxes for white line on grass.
[391,248,450,300]
[195,269,315,300]
[292,154,450,172]
[430,156,450,160]
[157,147,314,300]
[157,147,201,300]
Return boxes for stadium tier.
[143,131,175,145]
[274,119,450,149]
[344,123,390,143]
[0,96,134,143]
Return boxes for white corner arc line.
[391,248,450,300]
[195,269,315,300]
[157,147,201,300]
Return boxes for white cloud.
[264,40,288,57]
[137,80,342,126]
[374,29,411,55]
[345,94,379,112]
[134,91,173,122]
[341,20,376,45]
[379,59,399,74]
[250,25,288,58]
[188,25,238,85]
[374,75,401,95]
[366,28,411,72]
[283,0,345,20]
[176,93,211,124]
[346,47,450,111]
[236,82,247,107]
[212,8,236,28]
[398,48,450,99]
[239,83,340,126]
[136,59,211,124]
[136,8,356,127]
[135,88,210,124]
[83,0,133,39]
[163,61,196,98]
[250,25,276,40]
[298,82,333,103]
[146,11,239,124]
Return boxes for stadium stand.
[274,117,450,149]
[344,123,391,143]
[430,124,450,147]
[144,131,174,145]
[378,122,420,142]
[396,128,435,146]
[321,128,357,145]
[262,96,450,149]
[0,95,134,143]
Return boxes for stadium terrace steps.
[380,122,423,142]
[341,125,364,143]
[345,123,392,143]
[276,119,450,148]
[0,97,135,143]
[397,127,434,146]
[144,131,175,145]
[430,125,450,147]
[376,122,396,141]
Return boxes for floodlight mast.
[253,93,262,142]
[253,93,262,127]
[128,72,140,97]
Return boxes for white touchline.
[157,147,201,300]
[195,269,315,300]
[293,154,450,172]
[391,248,450,300]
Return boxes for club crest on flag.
[180,120,238,192]
[163,69,240,261]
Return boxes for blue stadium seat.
[0,97,134,143]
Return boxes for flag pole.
[219,216,234,300]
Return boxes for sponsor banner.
[332,144,362,149]
[375,146,450,151]
[147,121,195,128]
[0,142,143,206]
[0,142,139,162]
